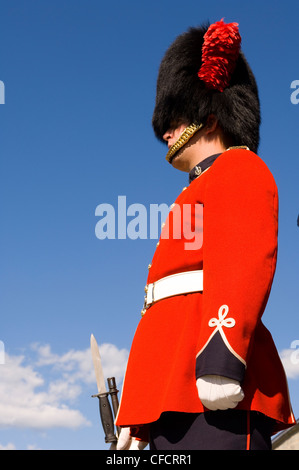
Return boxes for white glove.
[196,375,244,411]
[116,427,148,450]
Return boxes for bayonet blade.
[90,333,117,445]
[90,333,107,395]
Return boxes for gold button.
[148,264,152,269]
[182,186,187,191]
[156,241,160,247]
[141,308,146,317]
[144,285,148,293]
[195,166,202,176]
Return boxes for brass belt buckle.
[141,283,154,317]
[141,293,147,317]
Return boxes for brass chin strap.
[165,123,203,163]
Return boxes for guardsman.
[115,19,296,450]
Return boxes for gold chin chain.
[165,123,203,163]
[226,146,250,151]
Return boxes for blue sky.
[0,0,298,450]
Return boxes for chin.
[170,150,190,172]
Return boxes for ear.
[204,115,218,134]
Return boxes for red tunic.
[115,149,295,438]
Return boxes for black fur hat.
[152,20,260,153]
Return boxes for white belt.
[141,270,203,316]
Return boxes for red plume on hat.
[198,19,241,92]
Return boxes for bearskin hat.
[152,20,261,154]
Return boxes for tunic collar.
[189,153,221,184]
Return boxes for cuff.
[196,330,246,383]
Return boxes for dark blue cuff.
[196,331,246,383]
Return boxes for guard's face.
[163,123,199,172]
[163,124,188,150]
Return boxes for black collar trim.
[189,153,221,184]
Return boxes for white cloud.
[0,342,129,430]
[0,442,41,450]
[0,442,16,450]
[31,342,128,386]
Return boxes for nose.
[162,129,173,142]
